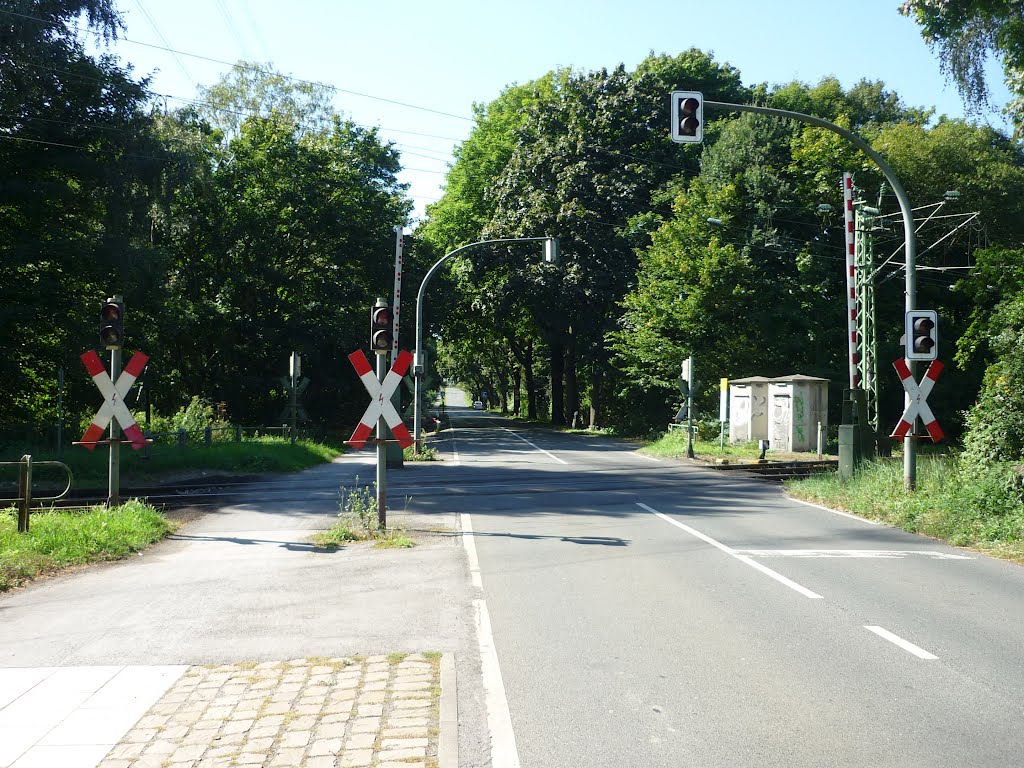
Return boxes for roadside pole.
[375,350,388,529]
[290,352,300,445]
[108,343,121,507]
[686,355,696,459]
[698,99,918,488]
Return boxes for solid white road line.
[637,502,824,599]
[786,495,880,525]
[475,598,521,768]
[449,417,461,466]
[461,513,483,589]
[865,625,939,660]
[630,452,662,462]
[733,549,971,560]
[501,427,568,465]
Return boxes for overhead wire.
[131,0,195,89]
[0,8,475,123]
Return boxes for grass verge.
[0,436,343,490]
[786,456,1024,562]
[0,500,172,591]
[640,429,824,463]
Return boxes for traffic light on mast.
[905,309,938,361]
[99,299,125,349]
[370,300,393,353]
[671,91,703,143]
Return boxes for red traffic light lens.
[101,303,122,322]
[680,97,699,117]
[100,326,122,345]
[371,330,392,350]
[373,308,392,327]
[912,318,934,333]
[913,337,935,353]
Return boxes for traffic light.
[671,91,703,143]
[370,300,393,353]
[905,309,938,361]
[99,299,124,348]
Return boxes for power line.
[1,8,475,123]
[131,0,195,89]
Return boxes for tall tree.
[900,0,1024,135]
[0,0,161,432]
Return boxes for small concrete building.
[729,374,830,452]
[728,376,773,443]
[767,375,830,452]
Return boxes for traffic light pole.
[704,101,919,489]
[686,355,695,459]
[375,351,388,529]
[108,346,121,507]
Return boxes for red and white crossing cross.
[80,350,149,450]
[347,349,414,450]
[891,358,944,443]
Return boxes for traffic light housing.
[99,300,124,349]
[905,309,938,361]
[370,300,393,353]
[671,91,703,143]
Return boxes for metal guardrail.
[0,455,74,533]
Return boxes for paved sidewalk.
[2,654,454,768]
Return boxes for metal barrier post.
[178,428,187,449]
[235,425,242,442]
[17,454,32,533]
[204,426,212,447]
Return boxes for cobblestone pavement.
[98,654,442,768]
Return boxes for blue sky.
[96,0,1013,221]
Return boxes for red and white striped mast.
[842,173,859,390]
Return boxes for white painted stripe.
[501,428,568,465]
[630,452,662,462]
[786,495,880,525]
[449,414,461,466]
[865,625,938,660]
[637,502,823,600]
[474,599,521,768]
[734,549,971,560]
[461,513,483,589]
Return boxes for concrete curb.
[439,653,458,768]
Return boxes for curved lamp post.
[412,236,559,452]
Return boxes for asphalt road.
[4,388,1024,767]
[430,389,1024,767]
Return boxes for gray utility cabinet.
[729,375,829,452]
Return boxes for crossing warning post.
[347,346,414,528]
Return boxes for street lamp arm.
[416,236,555,310]
[705,99,921,490]
[412,236,557,452]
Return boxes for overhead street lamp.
[411,236,560,452]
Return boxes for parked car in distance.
[472,401,484,410]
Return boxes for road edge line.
[461,513,483,589]
[785,494,880,525]
[474,598,521,768]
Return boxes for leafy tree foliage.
[900,0,1024,135]
[1,8,413,442]
[197,61,337,140]
[0,0,161,432]
[955,247,1024,466]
